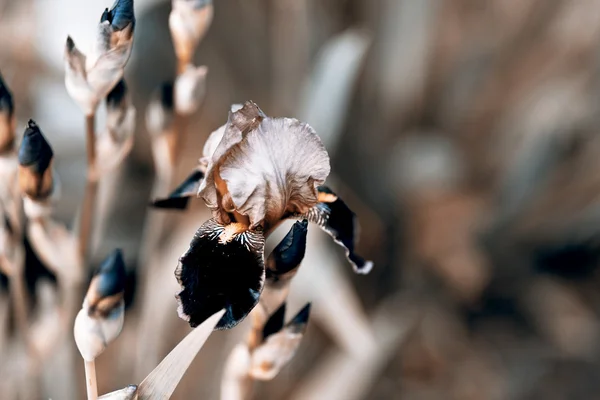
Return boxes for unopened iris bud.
[266,220,308,280]
[74,249,126,361]
[65,0,136,115]
[17,120,54,200]
[105,79,135,143]
[169,0,213,66]
[249,303,311,380]
[146,81,175,137]
[175,65,208,115]
[100,0,135,31]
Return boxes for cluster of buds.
[64,0,136,116]
[74,249,126,361]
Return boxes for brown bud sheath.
[17,120,54,200]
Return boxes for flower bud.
[97,79,136,174]
[249,303,311,380]
[257,221,308,319]
[175,65,207,115]
[106,79,135,142]
[169,0,213,65]
[266,220,308,280]
[146,82,174,137]
[65,0,136,115]
[64,37,97,115]
[74,249,126,361]
[17,120,54,201]
[0,72,15,153]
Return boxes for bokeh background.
[3,0,600,399]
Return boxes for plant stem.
[9,273,28,338]
[84,359,98,400]
[79,114,98,262]
[167,59,189,165]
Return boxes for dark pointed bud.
[66,36,76,53]
[175,219,265,330]
[96,249,127,297]
[85,249,127,318]
[106,79,128,111]
[287,303,310,334]
[18,120,54,199]
[151,169,204,210]
[266,220,308,279]
[262,303,286,340]
[101,0,135,31]
[249,302,311,380]
[0,72,15,153]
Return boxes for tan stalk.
[84,359,99,400]
[79,113,98,261]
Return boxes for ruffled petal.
[175,218,265,329]
[216,112,330,229]
[302,186,374,274]
[198,101,266,222]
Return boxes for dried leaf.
[137,309,225,399]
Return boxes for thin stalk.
[77,113,98,400]
[134,58,188,376]
[79,114,98,262]
[167,59,189,164]
[84,359,98,400]
[9,272,29,341]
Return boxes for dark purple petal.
[176,219,265,329]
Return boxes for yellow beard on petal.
[317,192,338,203]
[219,222,248,244]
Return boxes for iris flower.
[165,101,373,329]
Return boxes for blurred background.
[3,0,600,399]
